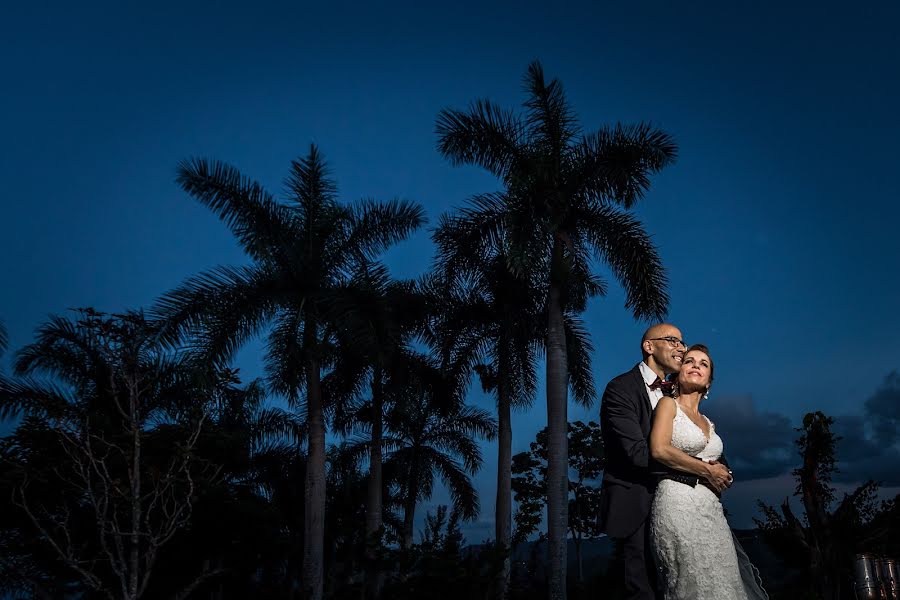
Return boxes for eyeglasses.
[648,336,686,349]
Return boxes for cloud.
[835,447,900,486]
[705,395,796,481]
[862,370,900,446]
[831,415,881,462]
[703,372,900,486]
[832,371,900,485]
[722,473,797,528]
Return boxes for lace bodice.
[670,402,722,462]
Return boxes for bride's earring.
[702,386,710,400]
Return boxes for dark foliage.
[755,411,899,600]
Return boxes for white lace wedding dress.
[650,402,768,600]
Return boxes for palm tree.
[430,237,596,598]
[428,242,540,597]
[385,369,497,550]
[435,61,675,599]
[153,145,424,600]
[327,262,432,598]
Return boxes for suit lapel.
[629,364,652,412]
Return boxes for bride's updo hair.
[685,343,714,384]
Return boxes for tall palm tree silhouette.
[154,145,424,600]
[436,61,674,599]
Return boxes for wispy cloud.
[705,395,795,481]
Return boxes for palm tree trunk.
[495,374,512,599]
[545,237,569,600]
[575,535,583,584]
[366,367,384,599]
[402,466,419,550]
[572,489,584,585]
[302,349,326,600]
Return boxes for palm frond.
[578,204,669,321]
[574,123,677,209]
[499,194,550,278]
[249,441,299,490]
[285,144,338,221]
[13,314,103,384]
[433,193,510,277]
[346,198,426,262]
[507,339,540,410]
[341,435,381,466]
[556,230,607,312]
[426,428,485,473]
[431,240,544,415]
[153,264,284,363]
[176,157,296,262]
[141,351,208,419]
[564,313,596,407]
[522,60,580,153]
[322,260,393,353]
[264,308,306,400]
[444,405,498,442]
[0,375,78,421]
[321,358,369,434]
[428,449,480,521]
[436,99,525,181]
[252,406,306,448]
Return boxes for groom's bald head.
[641,323,685,376]
[642,323,681,347]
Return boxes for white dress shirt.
[638,361,665,409]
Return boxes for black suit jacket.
[598,365,729,538]
[598,365,656,538]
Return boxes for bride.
[649,344,767,600]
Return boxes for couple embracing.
[598,324,767,600]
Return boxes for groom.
[598,324,732,600]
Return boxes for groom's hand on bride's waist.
[708,459,734,488]
[654,459,732,493]
[703,461,732,493]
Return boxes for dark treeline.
[0,62,896,600]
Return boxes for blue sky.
[1,1,898,537]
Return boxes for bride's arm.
[650,397,730,489]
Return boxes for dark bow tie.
[649,377,675,394]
